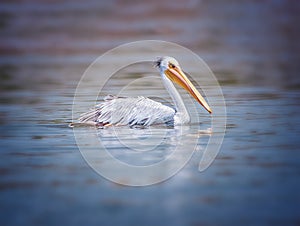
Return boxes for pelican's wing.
[78,95,175,127]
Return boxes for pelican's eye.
[169,63,176,69]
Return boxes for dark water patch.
[0,95,42,105]
[101,198,134,213]
[250,130,276,136]
[215,71,239,86]
[283,83,300,91]
[239,92,282,101]
[216,156,234,161]
[50,179,76,187]
[0,65,24,92]
[257,162,290,169]
[199,196,222,204]
[21,163,58,170]
[0,64,15,80]
[31,135,43,140]
[0,11,12,30]
[0,84,23,91]
[0,168,15,176]
[0,181,38,190]
[250,179,266,187]
[216,170,235,177]
[226,123,237,130]
[84,178,98,185]
[9,152,60,157]
[244,155,257,161]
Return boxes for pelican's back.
[79,95,175,127]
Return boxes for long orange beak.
[165,67,212,114]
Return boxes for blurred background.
[0,0,300,226]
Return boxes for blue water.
[0,1,300,226]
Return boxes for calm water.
[1,1,300,226]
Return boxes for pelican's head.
[155,56,212,114]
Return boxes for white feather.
[78,96,175,127]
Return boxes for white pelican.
[75,56,212,127]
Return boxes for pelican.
[75,56,212,127]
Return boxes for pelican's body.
[76,56,211,127]
[79,95,176,126]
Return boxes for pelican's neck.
[161,72,190,124]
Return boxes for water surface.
[0,1,300,226]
